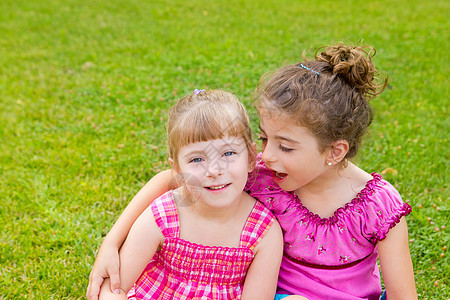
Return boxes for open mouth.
[272,170,287,180]
[205,183,230,190]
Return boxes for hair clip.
[194,89,206,95]
[300,64,319,76]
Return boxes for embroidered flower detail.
[318,246,326,255]
[298,220,305,227]
[285,242,292,250]
[377,210,383,219]
[339,255,350,263]
[266,196,275,207]
[305,233,315,242]
[337,221,346,233]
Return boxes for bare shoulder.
[253,214,283,254]
[347,163,374,192]
[241,191,281,246]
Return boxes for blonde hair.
[167,90,256,167]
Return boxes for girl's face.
[174,136,253,208]
[258,112,330,193]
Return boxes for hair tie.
[194,89,206,95]
[300,64,319,76]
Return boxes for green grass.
[0,0,448,298]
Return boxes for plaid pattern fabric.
[128,191,275,299]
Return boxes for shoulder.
[241,191,276,225]
[245,154,296,213]
[246,158,277,193]
[242,192,280,250]
[252,213,283,255]
[346,165,406,210]
[150,190,176,207]
[149,190,180,237]
[149,190,178,219]
[365,173,407,208]
[358,173,412,243]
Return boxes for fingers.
[109,266,121,294]
[86,272,104,300]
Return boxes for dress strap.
[150,191,180,238]
[239,201,275,250]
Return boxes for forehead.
[259,112,316,142]
[259,108,294,131]
[178,136,247,156]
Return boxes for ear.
[169,158,184,187]
[327,140,349,164]
[168,158,180,174]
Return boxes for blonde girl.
[95,90,284,299]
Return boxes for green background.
[0,0,448,298]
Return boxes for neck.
[177,188,245,223]
[295,163,358,201]
[294,163,371,218]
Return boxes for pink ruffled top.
[245,155,412,300]
[128,190,276,300]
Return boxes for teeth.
[209,184,227,190]
[275,171,287,179]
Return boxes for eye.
[189,157,203,163]
[223,151,236,157]
[258,136,267,144]
[279,145,294,153]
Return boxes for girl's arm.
[98,205,164,299]
[377,217,417,300]
[241,219,284,300]
[87,169,175,300]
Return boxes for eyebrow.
[259,125,300,144]
[182,141,244,159]
[183,150,203,159]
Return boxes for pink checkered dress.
[127,191,276,300]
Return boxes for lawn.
[0,0,448,298]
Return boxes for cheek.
[180,170,203,186]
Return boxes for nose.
[261,142,276,165]
[205,160,225,178]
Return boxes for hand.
[86,242,121,300]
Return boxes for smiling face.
[259,112,331,193]
[174,136,252,208]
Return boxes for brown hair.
[256,43,387,161]
[167,90,256,167]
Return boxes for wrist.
[101,235,121,250]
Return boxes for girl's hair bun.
[316,44,387,99]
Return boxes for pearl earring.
[327,162,332,166]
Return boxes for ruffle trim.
[289,173,388,225]
[368,202,412,243]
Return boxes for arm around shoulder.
[104,169,175,248]
[98,203,164,299]
[108,204,164,296]
[377,217,417,300]
[241,219,284,300]
[87,169,175,300]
